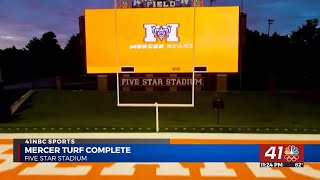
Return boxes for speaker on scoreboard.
[121,67,135,73]
[194,66,207,72]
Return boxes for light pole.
[210,0,216,6]
[240,0,244,12]
[267,19,275,92]
[239,0,245,90]
[268,19,274,36]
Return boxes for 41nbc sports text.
[24,139,75,144]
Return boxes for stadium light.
[210,0,216,6]
[240,0,244,12]
[268,19,275,36]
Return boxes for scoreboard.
[85,7,239,74]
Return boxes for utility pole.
[268,19,274,36]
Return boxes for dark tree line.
[239,19,320,90]
[0,31,85,83]
[0,19,319,90]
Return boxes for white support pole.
[116,73,120,105]
[116,71,195,133]
[192,71,195,106]
[155,102,159,132]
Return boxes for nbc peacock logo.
[284,145,299,162]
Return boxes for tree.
[25,37,43,79]
[0,49,3,70]
[0,49,3,86]
[291,19,319,47]
[41,32,61,52]
[244,30,269,90]
[26,37,42,52]
[40,32,63,76]
[25,31,63,78]
[63,33,85,75]
[290,19,320,90]
[0,46,30,83]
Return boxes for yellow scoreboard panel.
[85,6,239,73]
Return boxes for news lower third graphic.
[260,144,306,167]
[13,139,320,165]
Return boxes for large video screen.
[85,7,239,73]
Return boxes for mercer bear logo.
[144,24,180,42]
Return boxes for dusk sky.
[0,0,319,49]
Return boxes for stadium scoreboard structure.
[85,6,239,74]
[84,1,240,132]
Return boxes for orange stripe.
[1,139,320,144]
[170,139,320,144]
[0,161,319,179]
[2,176,318,180]
[0,139,13,144]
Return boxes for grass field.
[1,90,320,133]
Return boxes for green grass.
[1,90,320,133]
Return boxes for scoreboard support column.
[170,74,178,92]
[122,74,130,92]
[195,74,202,91]
[55,76,62,91]
[216,74,227,92]
[146,74,154,92]
[97,75,108,92]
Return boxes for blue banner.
[18,144,320,162]
[304,145,320,162]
